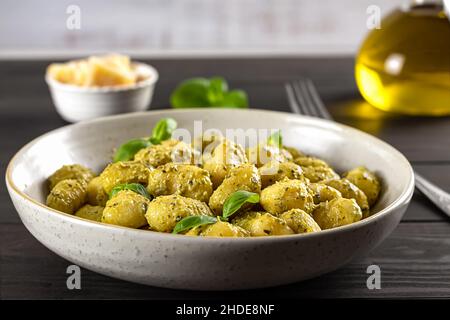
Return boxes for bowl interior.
[7,109,413,218]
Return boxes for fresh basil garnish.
[109,183,151,200]
[207,77,228,104]
[172,215,218,234]
[267,130,282,148]
[222,190,260,219]
[150,117,177,144]
[172,190,260,234]
[113,138,151,162]
[221,89,248,108]
[170,78,211,108]
[113,118,177,162]
[170,77,248,108]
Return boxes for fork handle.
[414,172,450,218]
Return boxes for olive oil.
[355,2,450,116]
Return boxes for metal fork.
[285,78,450,218]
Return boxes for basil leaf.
[113,138,151,162]
[172,215,217,234]
[113,118,176,162]
[221,90,248,108]
[210,77,228,93]
[170,77,249,108]
[267,130,282,148]
[150,118,177,144]
[222,191,260,219]
[170,78,211,108]
[207,77,227,105]
[109,183,151,200]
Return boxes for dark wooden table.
[1,58,449,299]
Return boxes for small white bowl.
[45,62,159,123]
[6,109,414,290]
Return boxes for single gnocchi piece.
[185,220,249,237]
[46,179,87,214]
[102,190,149,228]
[308,183,342,204]
[208,164,261,215]
[147,163,213,202]
[232,211,294,236]
[99,160,152,194]
[325,179,369,212]
[86,176,109,206]
[75,204,104,222]
[344,166,381,206]
[134,139,197,167]
[259,161,304,188]
[260,179,315,215]
[283,146,305,159]
[202,163,229,190]
[246,143,293,168]
[202,139,248,188]
[293,156,339,183]
[146,195,213,233]
[293,156,330,168]
[301,166,339,183]
[312,198,362,230]
[279,209,321,233]
[48,164,95,190]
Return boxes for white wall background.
[0,0,404,58]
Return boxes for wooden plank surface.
[1,58,449,299]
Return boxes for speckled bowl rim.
[5,108,415,243]
[45,61,159,93]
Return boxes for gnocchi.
[48,164,94,190]
[147,163,213,202]
[102,190,149,228]
[232,211,295,236]
[279,209,321,234]
[202,139,248,188]
[99,160,152,194]
[146,194,213,232]
[46,179,87,214]
[186,220,249,237]
[208,163,261,215]
[260,179,315,214]
[259,161,304,188]
[45,118,381,237]
[344,166,381,206]
[134,139,196,168]
[75,204,104,222]
[313,198,363,230]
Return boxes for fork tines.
[286,79,333,121]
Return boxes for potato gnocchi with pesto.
[45,118,381,237]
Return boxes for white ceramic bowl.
[46,62,159,123]
[6,109,414,290]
